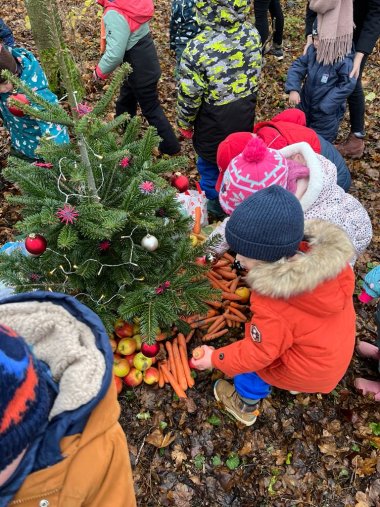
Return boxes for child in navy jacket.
[285,24,357,143]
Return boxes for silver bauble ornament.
[141,234,158,251]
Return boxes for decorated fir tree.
[0,9,217,342]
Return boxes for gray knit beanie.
[225,186,304,262]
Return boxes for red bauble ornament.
[141,341,160,358]
[25,234,47,256]
[171,172,189,193]
[7,94,30,117]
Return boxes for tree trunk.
[24,0,84,98]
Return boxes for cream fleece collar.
[0,301,106,419]
[245,220,354,298]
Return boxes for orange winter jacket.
[212,221,357,393]
[9,383,136,507]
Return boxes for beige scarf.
[309,0,353,65]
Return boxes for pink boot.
[356,340,380,360]
[354,378,380,401]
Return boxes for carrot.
[185,329,195,343]
[205,299,223,309]
[177,334,195,388]
[158,363,165,388]
[192,346,205,359]
[208,272,231,288]
[230,301,248,310]
[228,305,248,321]
[206,275,226,291]
[207,270,223,280]
[156,332,168,341]
[173,339,188,391]
[160,362,187,398]
[221,291,242,301]
[193,206,202,234]
[212,259,230,269]
[202,328,229,342]
[222,252,235,263]
[223,311,246,323]
[188,309,218,324]
[215,269,236,280]
[206,318,226,335]
[190,315,221,329]
[206,314,225,334]
[226,317,233,327]
[229,276,240,293]
[161,362,169,383]
[100,18,106,54]
[165,341,177,381]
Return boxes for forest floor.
[1,1,380,506]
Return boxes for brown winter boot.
[214,380,260,426]
[335,133,365,159]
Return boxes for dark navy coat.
[285,45,357,142]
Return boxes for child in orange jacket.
[191,186,356,426]
[0,292,136,507]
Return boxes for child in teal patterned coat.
[0,44,69,160]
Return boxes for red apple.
[141,341,160,358]
[109,336,117,353]
[7,93,30,117]
[113,356,130,377]
[143,367,159,385]
[117,337,137,356]
[114,375,123,394]
[125,352,137,367]
[189,358,196,369]
[133,334,142,351]
[124,367,143,387]
[133,352,153,372]
[114,319,134,338]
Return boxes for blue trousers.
[234,372,271,401]
[196,156,219,200]
[318,135,351,192]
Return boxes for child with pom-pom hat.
[209,135,371,262]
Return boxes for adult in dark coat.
[305,1,380,158]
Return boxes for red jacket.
[212,221,356,393]
[254,109,321,153]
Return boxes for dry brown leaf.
[171,483,194,506]
[353,456,378,477]
[171,444,187,467]
[318,440,337,456]
[146,428,176,448]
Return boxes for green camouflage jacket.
[177,0,262,130]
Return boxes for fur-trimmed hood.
[245,220,355,314]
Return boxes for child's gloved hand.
[289,91,301,107]
[191,345,214,370]
[179,128,193,139]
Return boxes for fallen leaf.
[171,445,187,467]
[146,428,176,448]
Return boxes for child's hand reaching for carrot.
[191,345,214,370]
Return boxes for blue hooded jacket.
[285,45,357,142]
[0,292,113,507]
[0,19,14,47]
[0,47,69,159]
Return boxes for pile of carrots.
[156,332,194,399]
[185,252,251,342]
[154,252,251,399]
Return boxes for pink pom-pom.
[242,136,268,163]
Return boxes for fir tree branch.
[91,63,131,117]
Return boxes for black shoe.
[268,45,284,61]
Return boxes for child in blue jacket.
[0,44,69,160]
[0,19,14,47]
[285,23,357,143]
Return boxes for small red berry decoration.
[7,93,30,117]
[139,181,155,194]
[171,172,189,193]
[25,234,47,256]
[119,157,130,168]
